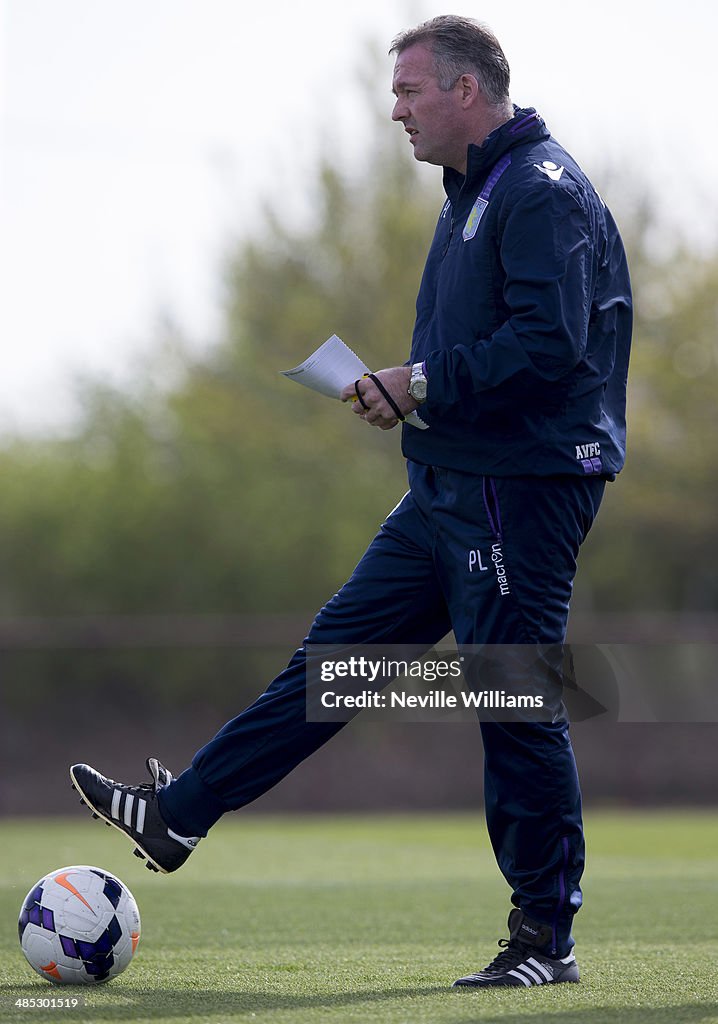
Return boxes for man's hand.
[340,366,417,430]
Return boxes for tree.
[576,211,718,612]
[0,91,716,653]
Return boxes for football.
[18,865,140,984]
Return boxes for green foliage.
[0,96,716,645]
[577,215,718,611]
[0,121,443,625]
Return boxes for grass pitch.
[2,811,718,1023]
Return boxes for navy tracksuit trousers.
[160,462,605,956]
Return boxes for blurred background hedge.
[1,93,716,814]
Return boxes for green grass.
[2,811,718,1023]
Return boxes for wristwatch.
[408,362,428,404]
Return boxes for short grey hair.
[389,15,511,107]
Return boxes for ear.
[457,73,481,109]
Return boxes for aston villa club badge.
[463,197,488,241]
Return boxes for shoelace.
[104,761,172,795]
[103,775,162,796]
[481,939,532,975]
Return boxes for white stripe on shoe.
[528,957,554,981]
[111,788,121,820]
[507,969,532,987]
[136,798,146,834]
[123,793,134,826]
[515,963,544,984]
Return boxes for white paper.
[281,335,429,430]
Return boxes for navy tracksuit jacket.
[160,108,632,957]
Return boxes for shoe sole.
[453,976,579,988]
[453,971,579,988]
[69,765,166,875]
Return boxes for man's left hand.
[340,366,417,430]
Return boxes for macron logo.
[534,161,564,182]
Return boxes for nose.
[391,96,408,122]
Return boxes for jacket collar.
[443,106,550,202]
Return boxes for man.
[70,16,631,989]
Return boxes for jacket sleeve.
[423,183,596,410]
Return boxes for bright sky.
[1,0,716,433]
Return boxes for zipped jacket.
[403,107,632,478]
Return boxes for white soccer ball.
[18,865,140,984]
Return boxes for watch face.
[410,378,428,402]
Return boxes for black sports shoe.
[69,758,201,874]
[453,909,580,988]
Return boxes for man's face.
[391,43,468,172]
